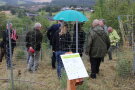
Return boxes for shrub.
[116,59,132,77]
[15,50,26,60]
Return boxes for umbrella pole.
[76,21,78,53]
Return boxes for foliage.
[15,50,25,60]
[39,6,61,13]
[0,5,28,17]
[116,59,132,77]
[0,12,6,30]
[10,16,33,34]
[0,12,6,38]
[84,0,135,31]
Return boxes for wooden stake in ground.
[64,52,84,90]
[67,78,83,90]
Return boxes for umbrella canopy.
[53,10,88,22]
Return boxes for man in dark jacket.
[0,41,5,64]
[26,22,43,72]
[47,20,62,69]
[85,19,110,79]
[2,23,18,68]
[99,19,108,35]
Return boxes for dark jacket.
[52,30,71,52]
[0,41,5,62]
[2,29,17,48]
[85,26,110,58]
[47,24,61,45]
[26,29,43,51]
[0,41,4,48]
[71,31,86,54]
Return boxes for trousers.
[90,57,102,74]
[27,51,40,71]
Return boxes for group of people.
[0,19,120,79]
[47,19,120,79]
[0,23,18,69]
[47,21,86,78]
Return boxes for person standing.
[99,19,108,35]
[26,23,43,72]
[52,23,71,78]
[85,20,110,79]
[47,20,62,69]
[99,19,108,62]
[2,23,18,69]
[107,27,120,60]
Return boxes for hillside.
[26,0,51,2]
[0,0,95,6]
[51,0,95,6]
[0,0,34,5]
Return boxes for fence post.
[133,42,135,74]
[118,16,126,45]
[131,15,135,74]
[75,21,78,53]
[133,45,135,73]
[7,22,14,90]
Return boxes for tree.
[84,0,135,30]
[0,12,6,30]
[0,12,6,38]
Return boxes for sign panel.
[61,53,88,80]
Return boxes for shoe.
[28,69,33,73]
[58,76,62,80]
[109,57,112,60]
[90,73,96,79]
[52,67,56,69]
[96,71,99,74]
[96,69,100,74]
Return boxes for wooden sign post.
[67,78,84,90]
[61,53,88,90]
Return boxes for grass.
[7,82,34,90]
[77,78,89,90]
[15,50,26,60]
[60,71,67,89]
[0,46,135,90]
[116,58,132,77]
